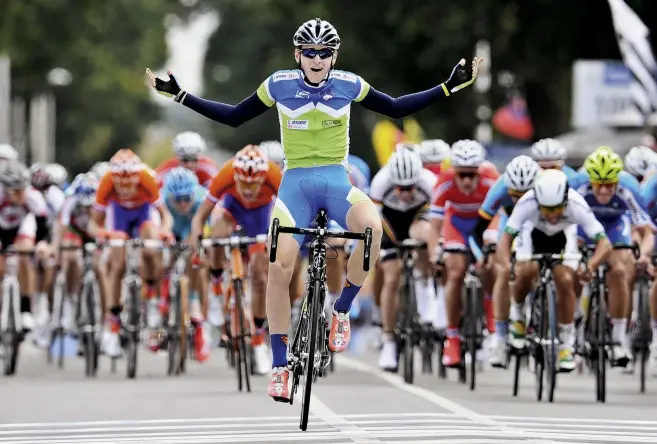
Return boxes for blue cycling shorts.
[270,164,370,246]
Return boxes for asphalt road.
[1,331,657,444]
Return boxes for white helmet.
[172,131,207,157]
[534,169,569,207]
[531,138,566,161]
[259,140,285,168]
[418,139,450,164]
[0,144,18,161]
[46,163,68,186]
[504,155,539,192]
[388,147,422,186]
[450,139,486,167]
[90,161,110,180]
[293,18,341,49]
[624,146,657,178]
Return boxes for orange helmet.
[233,145,268,183]
[110,149,142,174]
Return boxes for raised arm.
[357,57,482,119]
[145,69,270,128]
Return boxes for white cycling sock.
[510,302,524,323]
[432,285,447,330]
[611,318,627,345]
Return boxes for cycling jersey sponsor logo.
[295,90,310,99]
[287,120,308,130]
[273,71,300,82]
[329,71,357,83]
[322,119,342,127]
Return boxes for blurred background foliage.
[2,0,657,172]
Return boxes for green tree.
[0,0,191,172]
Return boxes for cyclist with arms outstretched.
[147,17,481,401]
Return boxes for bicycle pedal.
[272,396,292,404]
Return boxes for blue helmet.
[71,173,98,206]
[165,167,198,199]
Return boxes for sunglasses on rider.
[174,194,193,203]
[178,155,198,163]
[395,185,415,192]
[539,204,565,214]
[456,171,477,179]
[299,47,335,60]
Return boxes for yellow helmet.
[584,149,623,183]
[594,145,614,155]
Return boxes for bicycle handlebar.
[391,238,427,252]
[515,253,583,262]
[105,238,164,249]
[200,234,268,249]
[269,218,373,272]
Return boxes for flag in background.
[371,118,424,167]
[608,0,657,116]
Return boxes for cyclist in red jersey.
[429,139,500,368]
[156,131,219,188]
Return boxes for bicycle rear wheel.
[126,283,140,379]
[546,284,558,403]
[300,280,322,431]
[48,276,65,368]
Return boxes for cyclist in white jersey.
[29,163,67,342]
[370,147,437,371]
[147,17,482,401]
[0,160,50,333]
[498,169,613,371]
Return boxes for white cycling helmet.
[388,147,423,186]
[624,145,657,178]
[450,139,486,167]
[90,161,110,180]
[259,140,285,168]
[46,163,68,187]
[293,18,341,49]
[534,169,569,207]
[531,138,566,161]
[504,155,539,192]
[172,131,207,158]
[418,139,450,164]
[0,144,18,161]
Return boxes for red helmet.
[233,145,269,183]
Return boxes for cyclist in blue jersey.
[146,17,482,401]
[347,154,371,193]
[625,145,657,184]
[471,155,540,367]
[162,167,211,362]
[579,149,654,368]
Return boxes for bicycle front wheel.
[546,284,558,403]
[234,279,251,393]
[637,279,650,394]
[126,283,140,379]
[300,280,322,431]
[467,284,480,391]
[81,278,100,377]
[167,279,182,376]
[596,284,607,403]
[402,277,416,385]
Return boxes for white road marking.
[338,355,560,444]
[309,392,382,443]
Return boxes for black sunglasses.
[299,47,335,60]
[178,155,198,163]
[456,171,477,179]
[395,185,415,192]
[174,195,193,203]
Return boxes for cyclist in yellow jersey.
[147,17,482,402]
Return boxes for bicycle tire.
[468,284,478,391]
[637,279,650,394]
[535,286,546,401]
[546,284,558,403]
[402,276,415,385]
[234,278,251,393]
[436,331,447,379]
[300,280,322,431]
[47,277,64,366]
[167,279,181,376]
[82,278,99,377]
[512,354,521,396]
[126,283,140,379]
[596,283,607,403]
[2,287,19,376]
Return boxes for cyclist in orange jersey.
[88,149,174,357]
